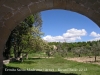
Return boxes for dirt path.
[65,56,100,65]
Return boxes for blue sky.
[41,9,100,42]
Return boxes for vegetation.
[3,11,100,62]
[3,13,50,61]
[47,41,100,62]
[6,55,100,75]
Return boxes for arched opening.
[3,9,100,75]
[0,0,100,74]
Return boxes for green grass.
[28,52,47,58]
[6,57,100,75]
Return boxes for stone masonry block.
[3,12,14,20]
[45,0,53,9]
[19,0,38,6]
[92,2,100,10]
[4,10,29,31]
[18,6,31,18]
[3,0,22,10]
[29,2,39,13]
[53,0,67,9]
[0,6,12,19]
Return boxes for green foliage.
[47,40,100,58]
[4,13,50,60]
[24,15,34,27]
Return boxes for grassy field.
[5,56,100,75]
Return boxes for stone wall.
[0,0,100,75]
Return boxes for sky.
[40,9,100,42]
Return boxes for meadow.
[4,52,100,75]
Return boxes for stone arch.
[0,0,100,74]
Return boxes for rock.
[3,60,10,64]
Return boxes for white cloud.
[42,35,64,42]
[42,28,87,42]
[90,31,100,37]
[63,28,87,38]
[89,31,100,41]
[89,37,100,41]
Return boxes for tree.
[11,15,35,59]
[71,47,82,57]
[91,41,100,62]
[3,13,43,60]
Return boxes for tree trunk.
[14,45,17,58]
[26,53,28,59]
[95,55,97,62]
[79,54,81,57]
[17,51,21,58]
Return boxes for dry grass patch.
[65,56,100,65]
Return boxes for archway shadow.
[3,65,79,75]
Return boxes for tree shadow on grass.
[3,65,79,75]
[9,58,38,64]
[9,60,36,64]
[28,57,42,60]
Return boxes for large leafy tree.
[3,13,44,59]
